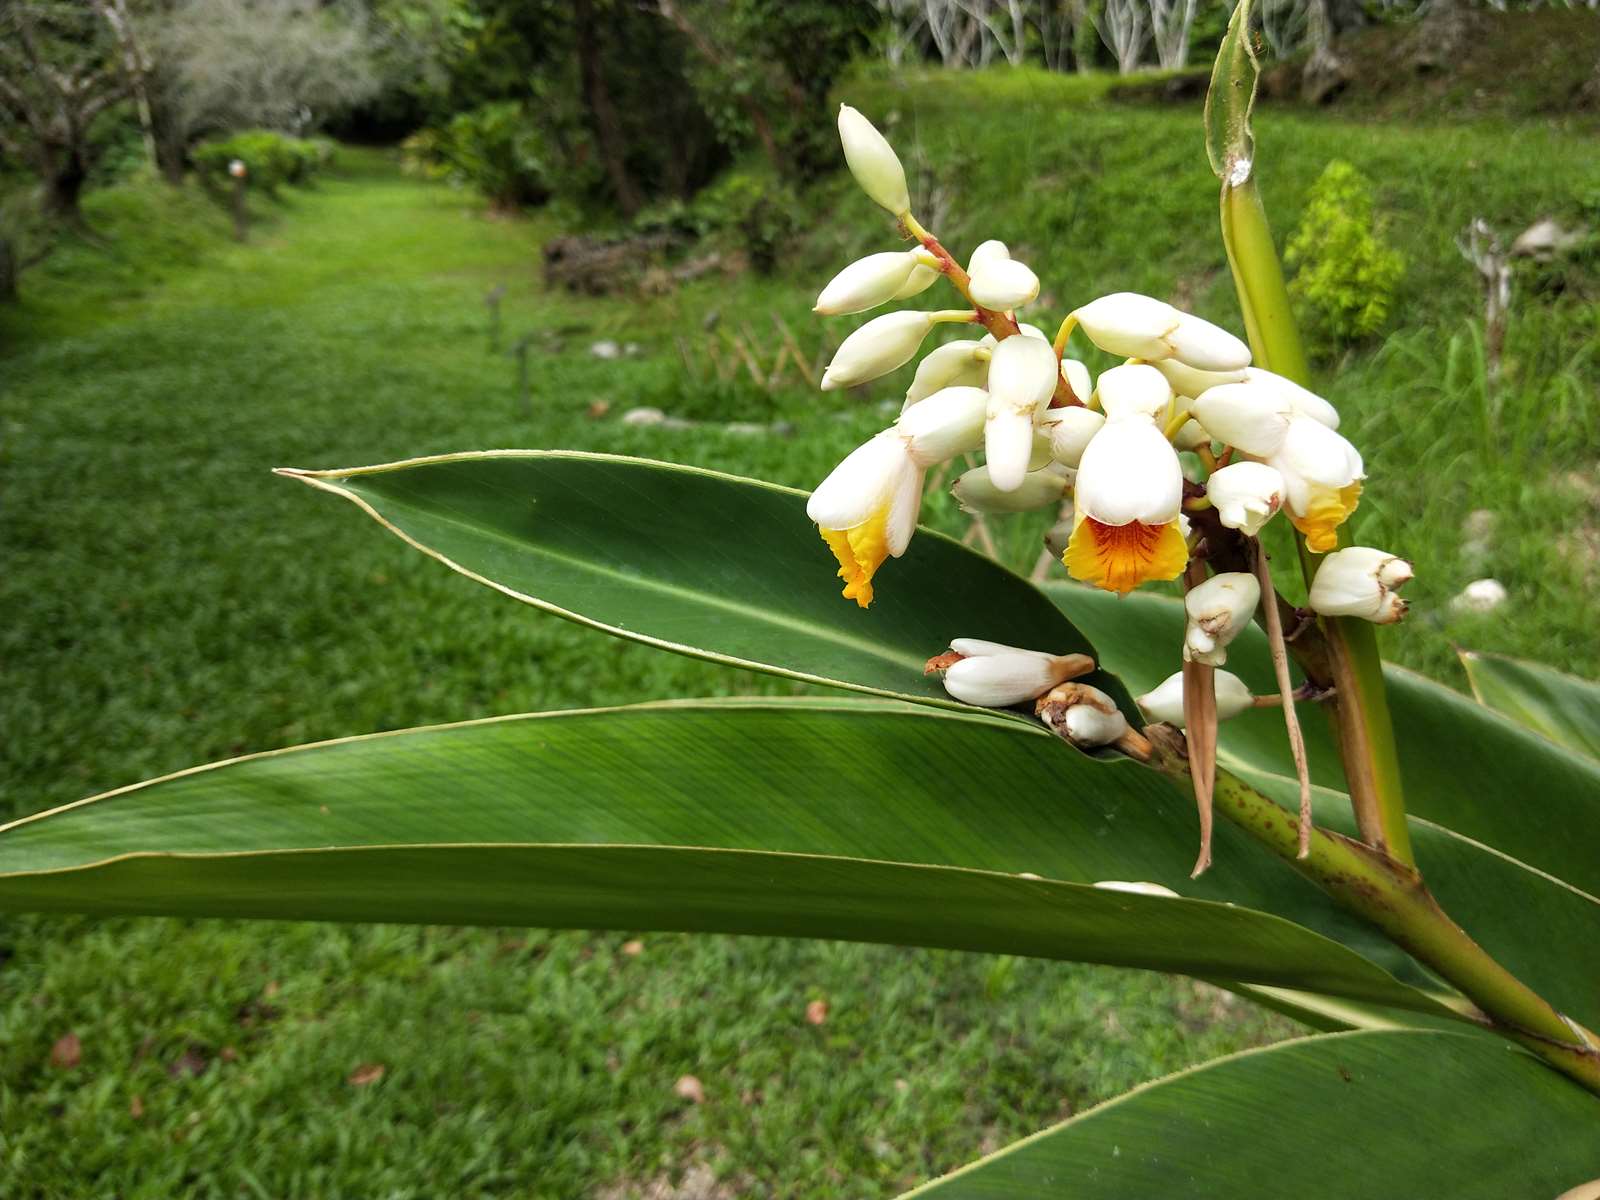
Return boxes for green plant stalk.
[1219,177,1414,868]
[1208,768,1600,1096]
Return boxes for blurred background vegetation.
[3,1,1598,1196]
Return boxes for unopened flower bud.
[1308,547,1412,624]
[1173,419,1210,450]
[969,257,1040,311]
[967,240,1009,276]
[953,463,1070,514]
[1093,880,1180,898]
[1183,572,1260,666]
[984,334,1058,491]
[894,385,987,465]
[1136,669,1255,726]
[1153,358,1246,400]
[1060,358,1092,404]
[1040,406,1105,468]
[1096,363,1173,422]
[1205,461,1284,536]
[1071,293,1250,372]
[815,251,921,316]
[837,104,909,216]
[1191,383,1293,455]
[1243,367,1340,429]
[938,639,1094,708]
[1027,429,1055,471]
[822,310,935,390]
[1042,683,1131,748]
[892,259,941,300]
[903,339,987,409]
[1044,510,1075,559]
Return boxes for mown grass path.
[0,151,1288,1199]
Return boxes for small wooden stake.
[508,332,535,418]
[231,172,248,243]
[485,284,506,352]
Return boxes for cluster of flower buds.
[924,639,1156,759]
[813,104,1417,767]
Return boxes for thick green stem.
[1218,177,1414,868]
[1207,767,1600,1095]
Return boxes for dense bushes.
[191,131,335,195]
[387,1,869,220]
[400,103,551,211]
[1286,159,1404,346]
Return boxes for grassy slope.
[0,152,1289,1198]
[3,62,1598,1194]
[1113,10,1600,123]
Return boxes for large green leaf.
[0,699,1448,1015]
[1461,649,1600,763]
[277,452,1129,715]
[1050,584,1600,1029]
[903,1029,1600,1198]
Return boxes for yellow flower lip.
[819,506,892,609]
[1289,480,1362,553]
[1062,517,1188,595]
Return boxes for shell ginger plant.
[2,8,1598,1194]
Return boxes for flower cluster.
[813,105,1415,745]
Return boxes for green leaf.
[1048,584,1600,1030]
[277,452,1130,716]
[901,1030,1600,1198]
[1214,983,1469,1034]
[1204,0,1259,184]
[0,699,1448,1015]
[1461,649,1600,763]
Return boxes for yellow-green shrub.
[1286,160,1405,345]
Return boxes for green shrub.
[400,102,551,212]
[1285,159,1405,345]
[689,171,799,275]
[192,130,332,196]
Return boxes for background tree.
[1149,0,1200,68]
[0,1,128,221]
[655,0,874,182]
[1094,0,1150,72]
[148,0,382,144]
[92,0,169,181]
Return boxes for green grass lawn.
[3,69,1597,1197]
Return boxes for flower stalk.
[1249,537,1312,857]
[1192,764,1600,1096]
[1218,171,1414,869]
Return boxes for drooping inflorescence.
[811,104,1413,766]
